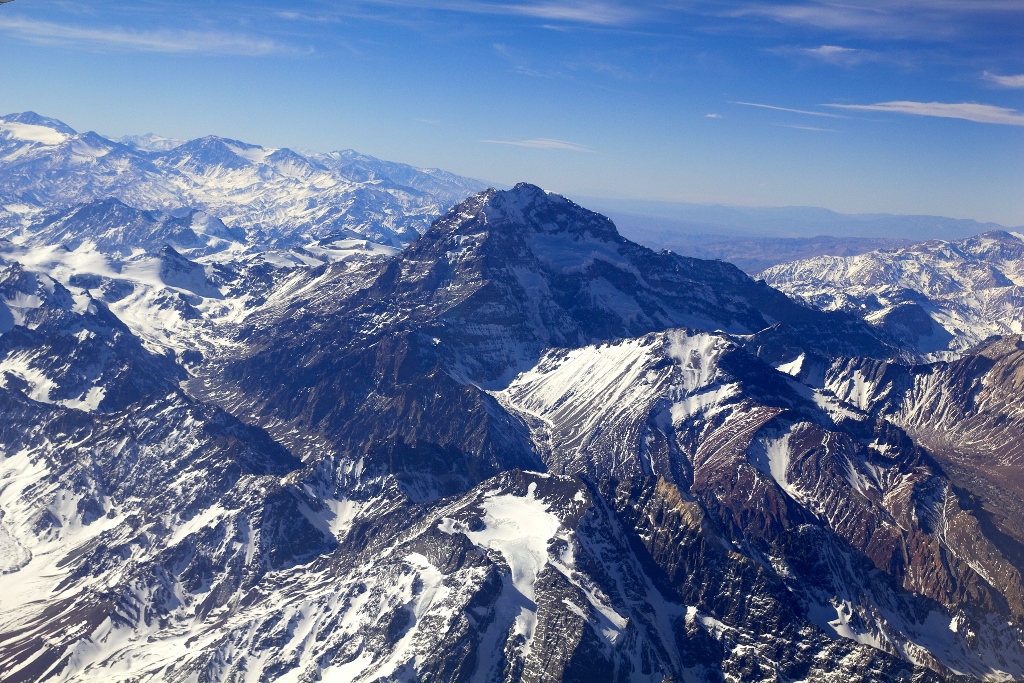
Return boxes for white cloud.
[731,101,845,118]
[357,1,637,26]
[774,123,838,132]
[824,101,1024,126]
[480,138,593,151]
[0,15,304,56]
[506,1,636,24]
[800,45,876,65]
[726,0,1024,38]
[984,72,1024,89]
[706,113,722,118]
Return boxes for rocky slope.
[762,231,1024,356]
[821,336,1024,565]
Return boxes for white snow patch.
[324,498,365,539]
[460,483,560,602]
[58,385,106,412]
[776,353,805,376]
[747,425,801,500]
[167,505,227,547]
[0,351,57,403]
[440,482,561,652]
[0,122,69,145]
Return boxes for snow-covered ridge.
[0,111,487,248]
[762,230,1024,356]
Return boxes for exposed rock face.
[0,179,1022,682]
[822,336,1024,582]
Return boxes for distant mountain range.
[763,230,1024,356]
[0,111,486,248]
[1,113,1023,682]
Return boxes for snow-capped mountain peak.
[118,132,187,153]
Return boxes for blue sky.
[1,0,1022,224]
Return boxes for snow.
[0,351,58,403]
[461,482,561,601]
[776,353,805,376]
[324,497,365,539]
[225,142,275,164]
[321,653,374,683]
[119,133,185,152]
[670,383,741,422]
[0,121,69,145]
[529,232,635,275]
[2,243,120,281]
[497,329,740,479]
[747,425,800,500]
[0,514,31,573]
[667,331,729,391]
[763,231,1024,357]
[167,505,227,547]
[58,385,106,412]
[439,481,561,651]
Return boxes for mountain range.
[763,231,1024,356]
[0,113,1023,682]
[0,111,485,249]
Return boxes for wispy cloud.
[725,3,914,37]
[492,43,557,78]
[984,72,1024,89]
[355,0,638,26]
[706,113,722,118]
[797,45,877,66]
[731,101,845,118]
[774,123,838,132]
[725,0,1024,39]
[824,101,1024,126]
[480,138,593,151]
[0,15,305,56]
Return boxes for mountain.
[119,132,187,152]
[0,193,406,363]
[12,197,246,258]
[762,230,1024,356]
[822,336,1024,554]
[168,185,1017,678]
[0,112,487,248]
[1,148,1023,681]
[189,184,900,486]
[0,255,182,411]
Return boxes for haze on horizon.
[0,0,1022,226]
